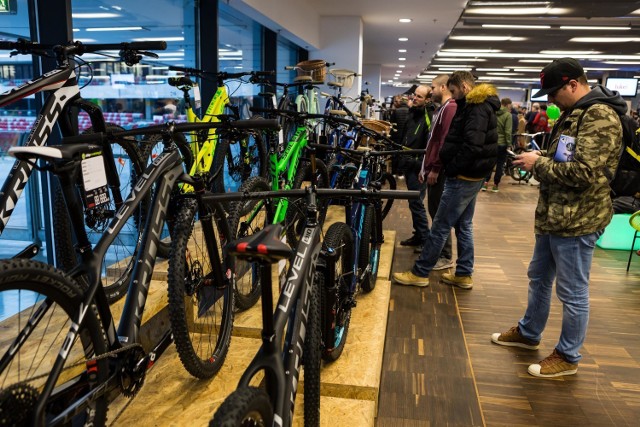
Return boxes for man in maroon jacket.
[418,74,457,270]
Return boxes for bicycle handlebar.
[308,143,423,157]
[168,66,275,80]
[61,119,280,144]
[250,107,360,127]
[201,187,419,203]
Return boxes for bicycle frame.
[0,67,121,236]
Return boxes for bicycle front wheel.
[0,259,109,426]
[210,386,273,427]
[167,198,234,379]
[53,126,147,303]
[320,222,354,362]
[211,131,267,213]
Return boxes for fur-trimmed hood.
[466,83,499,108]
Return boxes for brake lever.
[138,50,159,59]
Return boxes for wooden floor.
[379,177,640,427]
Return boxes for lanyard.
[414,111,432,134]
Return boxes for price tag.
[192,84,201,110]
[81,154,110,208]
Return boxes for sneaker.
[491,185,499,193]
[400,234,422,247]
[392,271,429,287]
[441,272,473,289]
[491,326,540,350]
[432,258,454,271]
[528,349,578,378]
[481,182,488,192]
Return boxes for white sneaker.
[432,258,454,271]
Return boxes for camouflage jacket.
[532,103,622,236]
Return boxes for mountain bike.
[0,118,277,426]
[210,186,412,427]
[0,39,166,303]
[507,132,544,183]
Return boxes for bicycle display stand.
[109,205,396,426]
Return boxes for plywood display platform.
[111,223,396,426]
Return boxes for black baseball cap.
[533,58,585,98]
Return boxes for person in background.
[483,97,512,193]
[532,104,550,133]
[393,71,499,288]
[525,102,540,133]
[398,85,433,249]
[418,74,457,269]
[491,58,625,378]
[390,95,410,176]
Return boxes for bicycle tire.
[320,222,354,362]
[296,95,308,113]
[211,131,268,214]
[167,198,235,379]
[359,205,375,292]
[285,160,329,249]
[0,259,109,426]
[52,125,147,303]
[140,131,192,259]
[227,176,273,311]
[303,274,321,426]
[376,172,396,221]
[508,163,533,182]
[209,386,273,427]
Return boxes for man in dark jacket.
[390,95,410,175]
[394,71,499,288]
[398,85,434,248]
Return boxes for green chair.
[627,211,640,271]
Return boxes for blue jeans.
[405,164,429,243]
[412,177,484,277]
[518,231,603,363]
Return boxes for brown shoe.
[528,349,578,378]
[491,326,540,350]
[441,272,473,289]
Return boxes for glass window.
[219,3,262,119]
[277,36,299,87]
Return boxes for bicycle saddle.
[168,76,194,87]
[228,223,293,263]
[327,81,343,88]
[293,75,313,83]
[9,144,103,162]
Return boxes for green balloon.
[547,104,560,120]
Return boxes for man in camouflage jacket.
[492,58,626,378]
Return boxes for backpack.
[577,107,640,197]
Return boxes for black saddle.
[228,223,293,263]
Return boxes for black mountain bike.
[0,39,166,303]
[0,118,276,426]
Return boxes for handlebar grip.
[284,66,295,70]
[232,119,280,130]
[0,41,16,50]
[62,132,107,145]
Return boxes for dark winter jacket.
[439,83,500,179]
[390,105,409,145]
[399,103,434,170]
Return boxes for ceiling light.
[393,77,399,80]
[560,26,630,31]
[398,49,407,53]
[72,12,120,18]
[539,50,602,55]
[433,57,486,62]
[388,80,393,82]
[511,67,544,72]
[398,65,405,68]
[433,67,473,71]
[73,28,80,32]
[477,76,514,80]
[450,35,527,41]
[112,6,123,11]
[569,37,639,43]
[398,37,408,41]
[396,70,403,73]
[604,61,640,65]
[132,37,184,42]
[399,18,412,23]
[476,68,511,71]
[465,7,570,15]
[434,64,475,68]
[583,67,618,71]
[518,59,552,63]
[86,26,144,31]
[496,86,528,90]
[482,24,550,29]
[487,72,524,76]
[470,1,551,5]
[441,48,502,53]
[398,57,406,61]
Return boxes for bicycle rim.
[167,198,234,379]
[0,259,109,426]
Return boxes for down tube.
[274,225,321,425]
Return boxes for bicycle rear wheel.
[211,131,267,213]
[210,386,273,426]
[285,160,329,249]
[0,259,109,426]
[377,172,396,220]
[228,177,273,311]
[303,275,321,426]
[167,198,234,379]
[320,222,354,362]
[52,125,147,303]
